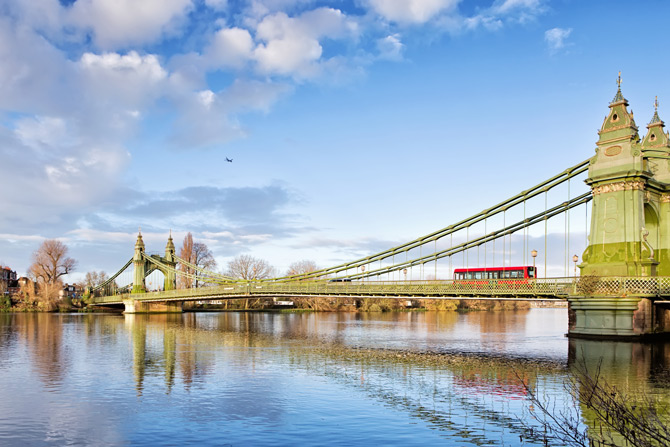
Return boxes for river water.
[0,309,669,446]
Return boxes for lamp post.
[531,249,538,278]
[403,268,407,282]
[361,265,365,284]
[573,254,579,278]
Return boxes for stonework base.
[123,299,183,314]
[568,295,670,339]
[569,295,647,338]
[655,302,670,332]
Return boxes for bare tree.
[286,260,318,277]
[28,239,76,307]
[178,233,217,288]
[226,254,275,280]
[193,242,216,287]
[29,240,76,284]
[84,271,108,289]
[178,233,195,289]
[226,254,275,310]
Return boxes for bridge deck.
[92,278,601,305]
[91,276,670,305]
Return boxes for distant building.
[0,267,18,295]
[60,283,84,300]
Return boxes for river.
[0,309,668,446]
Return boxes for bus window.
[528,268,536,278]
[475,271,483,279]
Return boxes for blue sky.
[1,0,669,280]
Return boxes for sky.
[1,0,670,281]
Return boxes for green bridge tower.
[571,76,670,338]
[126,231,180,313]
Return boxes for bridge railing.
[244,278,575,297]
[573,276,670,297]
[92,282,252,303]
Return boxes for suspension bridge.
[89,80,670,339]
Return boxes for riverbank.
[3,295,568,312]
[188,296,566,312]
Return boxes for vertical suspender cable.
[466,226,469,268]
[434,239,437,280]
[544,190,548,278]
[524,199,527,266]
[503,211,506,269]
[484,218,487,269]
[420,244,423,280]
[568,178,571,276]
[450,233,453,278]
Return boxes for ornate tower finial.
[139,226,142,236]
[611,71,626,104]
[649,95,663,125]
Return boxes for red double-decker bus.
[453,266,537,280]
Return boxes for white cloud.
[68,0,194,49]
[207,27,255,69]
[170,79,291,147]
[453,0,545,33]
[244,0,316,19]
[0,234,46,243]
[0,18,77,114]
[377,34,404,61]
[205,0,228,11]
[255,35,323,76]
[14,116,79,152]
[252,8,357,78]
[367,0,460,24]
[491,0,542,14]
[202,231,236,239]
[76,51,169,140]
[544,27,572,52]
[463,15,503,31]
[79,51,167,102]
[67,228,138,244]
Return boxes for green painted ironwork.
[172,255,240,283]
[91,257,132,294]
[273,158,590,282]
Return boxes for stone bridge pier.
[123,299,183,314]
